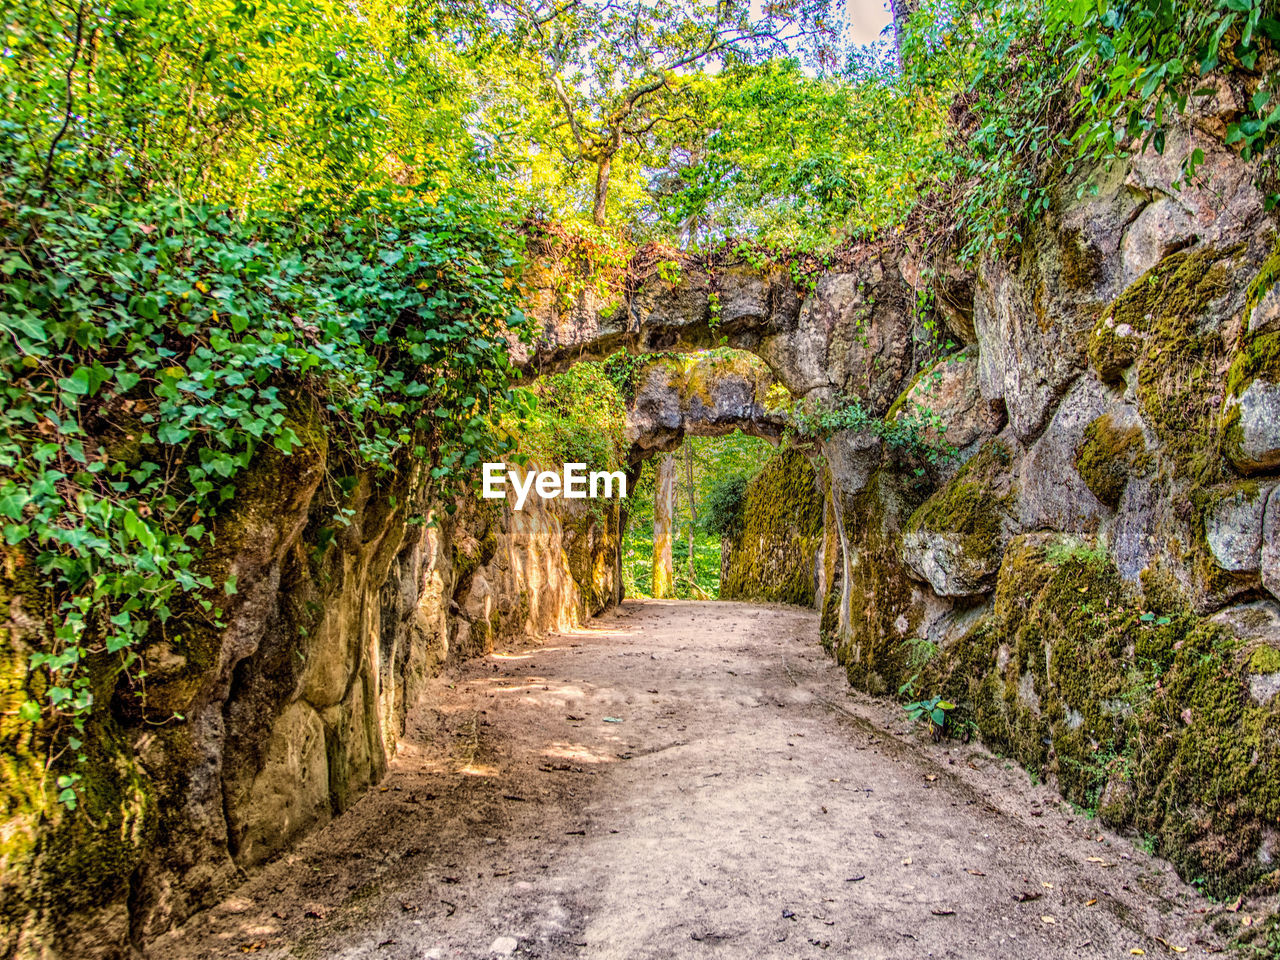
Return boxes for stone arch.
[622,352,787,462]
[519,247,932,418]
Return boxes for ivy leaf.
[18,700,41,722]
[58,368,93,396]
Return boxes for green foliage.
[902,0,1280,260]
[512,363,627,471]
[793,393,956,469]
[1043,537,1111,567]
[903,695,956,738]
[0,150,527,786]
[654,53,937,245]
[2,0,492,208]
[700,474,751,541]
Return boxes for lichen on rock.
[720,449,824,606]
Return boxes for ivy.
[902,0,1280,261]
[0,153,529,795]
[792,393,956,470]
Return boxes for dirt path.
[155,600,1224,960]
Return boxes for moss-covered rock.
[901,439,1018,596]
[828,466,933,696]
[1223,333,1280,473]
[721,449,824,605]
[1249,645,1280,675]
[1117,248,1240,483]
[1244,235,1280,335]
[910,532,1280,898]
[1074,413,1151,508]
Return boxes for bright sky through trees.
[846,0,893,45]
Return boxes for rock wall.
[1,441,620,958]
[816,119,1280,895]
[524,108,1280,896]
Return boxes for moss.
[1243,234,1280,331]
[1180,480,1272,606]
[720,449,823,606]
[905,439,1014,569]
[903,525,1280,898]
[1248,645,1280,674]
[1118,248,1239,482]
[829,468,931,696]
[676,352,768,409]
[1225,330,1280,399]
[1060,228,1105,291]
[1,575,156,938]
[452,498,501,586]
[1074,413,1150,508]
[563,501,621,615]
[1087,248,1232,383]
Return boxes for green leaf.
[18,700,41,723]
[58,368,93,396]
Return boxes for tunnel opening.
[516,344,826,606]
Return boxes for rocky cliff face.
[529,114,1280,895]
[1,439,621,958]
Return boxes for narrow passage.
[156,601,1220,959]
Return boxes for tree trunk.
[890,0,919,70]
[684,441,697,587]
[593,154,611,227]
[651,454,676,598]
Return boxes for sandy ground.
[153,599,1227,960]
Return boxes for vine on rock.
[0,155,529,803]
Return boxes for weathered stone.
[1124,125,1268,261]
[972,250,1091,441]
[1205,483,1272,573]
[901,438,1021,597]
[720,450,824,605]
[229,700,329,868]
[1016,375,1111,532]
[758,254,917,410]
[1225,379,1280,473]
[624,354,785,459]
[899,239,976,344]
[1250,283,1280,335]
[1209,601,1280,704]
[1073,404,1150,509]
[821,429,884,499]
[888,350,1003,481]
[1262,486,1280,603]
[1120,197,1198,282]
[900,528,1000,598]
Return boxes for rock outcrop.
[719,450,824,605]
[623,353,787,460]
[1,440,620,957]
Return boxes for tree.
[493,0,834,225]
[648,52,933,245]
[652,453,677,598]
